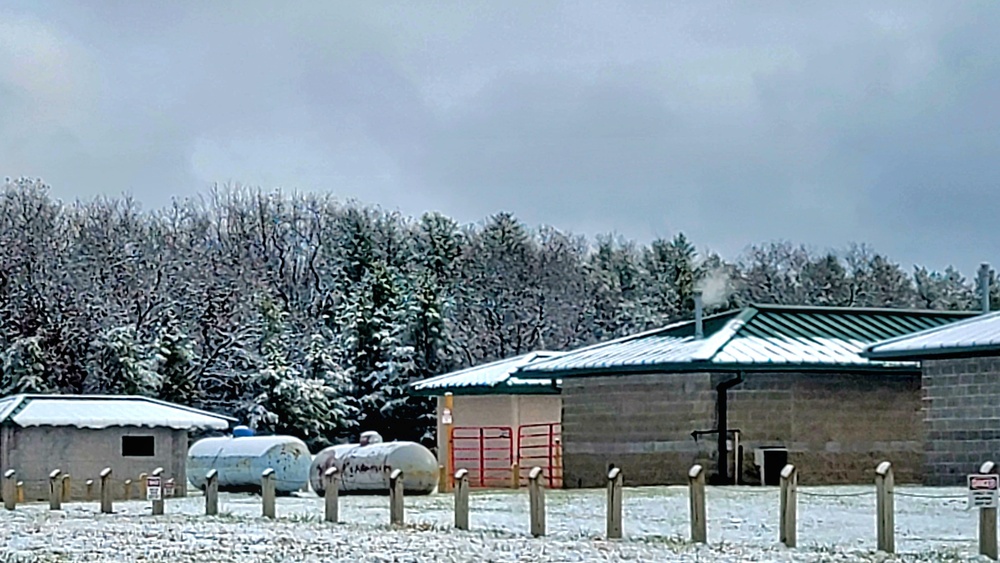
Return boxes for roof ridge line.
[750,303,978,316]
[688,306,759,361]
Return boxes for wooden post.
[205,469,219,516]
[455,468,470,530]
[323,467,339,523]
[607,467,623,539]
[261,468,276,519]
[138,472,148,500]
[443,392,455,493]
[511,462,520,489]
[3,470,15,510]
[980,461,998,560]
[528,466,545,537]
[688,464,706,544]
[165,478,175,498]
[875,461,894,553]
[438,465,451,494]
[151,467,164,515]
[389,469,404,526]
[15,481,23,504]
[49,469,62,510]
[85,479,94,502]
[733,432,741,485]
[99,468,113,514]
[123,479,132,501]
[779,464,797,548]
[61,474,71,503]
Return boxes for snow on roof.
[864,310,1000,360]
[410,351,563,395]
[0,394,235,430]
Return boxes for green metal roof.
[864,310,1000,360]
[409,351,563,396]
[516,304,975,378]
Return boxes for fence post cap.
[206,469,218,480]
[151,467,164,477]
[124,478,132,484]
[875,461,892,475]
[528,466,543,480]
[61,474,70,480]
[980,461,997,474]
[454,468,468,480]
[3,469,14,479]
[390,468,403,480]
[608,467,621,480]
[99,468,112,478]
[688,464,704,479]
[49,469,61,479]
[261,468,275,478]
[323,466,339,477]
[780,464,796,479]
[85,479,94,485]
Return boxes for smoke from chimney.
[694,290,704,339]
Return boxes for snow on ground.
[0,485,988,562]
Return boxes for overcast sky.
[2,1,999,274]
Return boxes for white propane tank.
[309,432,438,496]
[188,435,311,494]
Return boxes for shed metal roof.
[0,394,236,430]
[516,305,974,377]
[410,351,563,396]
[863,311,1000,360]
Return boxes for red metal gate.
[517,422,562,488]
[449,426,514,488]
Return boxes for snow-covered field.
[0,485,987,562]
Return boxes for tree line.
[0,178,994,449]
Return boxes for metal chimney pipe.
[980,262,991,314]
[694,290,704,339]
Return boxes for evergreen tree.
[0,336,54,394]
[85,326,160,395]
[153,313,200,405]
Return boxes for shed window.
[122,436,155,457]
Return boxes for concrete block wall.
[1,426,188,501]
[725,372,923,484]
[561,373,716,488]
[923,356,1000,486]
[560,370,922,488]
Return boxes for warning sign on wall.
[968,474,999,509]
[442,408,453,425]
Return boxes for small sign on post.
[970,473,999,509]
[974,462,999,560]
[147,476,162,501]
[164,479,175,498]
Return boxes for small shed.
[0,394,234,501]
[516,304,974,487]
[865,310,1000,485]
[410,352,564,488]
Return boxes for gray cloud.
[2,0,999,274]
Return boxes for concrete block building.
[0,394,234,501]
[516,303,973,488]
[865,310,1000,485]
[411,352,563,488]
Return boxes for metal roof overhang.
[862,344,1000,361]
[409,382,561,397]
[515,361,921,379]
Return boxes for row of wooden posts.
[3,461,997,560]
[1,467,179,514]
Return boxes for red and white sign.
[968,474,999,509]
[146,476,161,501]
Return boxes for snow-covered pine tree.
[85,325,161,395]
[0,336,54,394]
[243,295,341,448]
[153,312,200,405]
[302,331,358,441]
